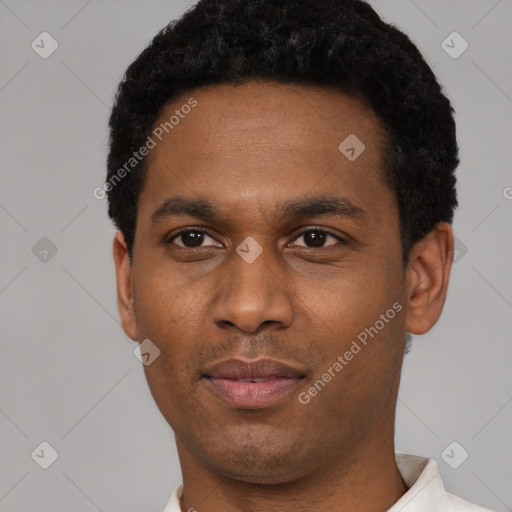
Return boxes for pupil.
[304,231,326,247]
[182,231,204,247]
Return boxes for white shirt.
[162,453,497,511]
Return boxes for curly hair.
[106,0,459,264]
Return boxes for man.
[105,0,496,510]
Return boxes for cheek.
[302,259,405,400]
[131,269,211,394]
[308,262,399,333]
[132,264,195,330]
[142,355,202,437]
[134,272,207,426]
[305,276,405,418]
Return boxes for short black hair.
[106,0,458,264]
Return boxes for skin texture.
[113,81,454,512]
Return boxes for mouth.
[202,358,306,409]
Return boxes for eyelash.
[166,226,350,249]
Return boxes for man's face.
[126,82,408,483]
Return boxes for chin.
[197,429,311,484]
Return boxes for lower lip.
[205,377,302,409]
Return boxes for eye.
[168,228,221,248]
[290,228,348,248]
[166,227,349,250]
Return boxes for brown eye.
[168,229,220,248]
[291,229,348,248]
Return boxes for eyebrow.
[150,195,368,224]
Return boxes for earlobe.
[405,222,454,335]
[113,231,138,341]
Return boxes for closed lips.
[202,358,306,380]
[202,358,307,408]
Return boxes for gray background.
[0,0,511,510]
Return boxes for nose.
[211,244,294,333]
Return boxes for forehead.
[139,81,392,221]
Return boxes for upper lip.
[203,358,306,380]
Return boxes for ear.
[113,230,138,341]
[405,222,454,335]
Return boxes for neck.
[176,431,407,512]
